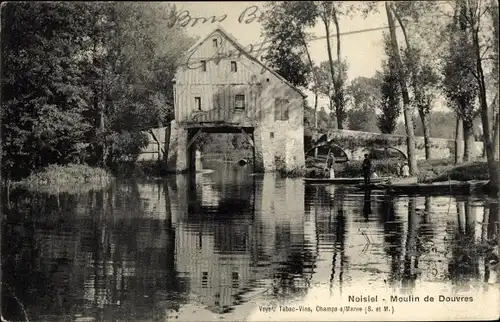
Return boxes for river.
[2,161,499,321]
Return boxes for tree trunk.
[455,116,464,164]
[301,35,319,132]
[472,21,499,195]
[314,92,319,158]
[164,122,171,164]
[418,110,431,160]
[322,11,340,129]
[385,1,418,175]
[493,109,499,160]
[463,122,475,162]
[333,11,344,130]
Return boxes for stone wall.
[306,128,484,161]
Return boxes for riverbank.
[418,160,489,183]
[5,164,112,194]
[305,157,490,181]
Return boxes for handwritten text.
[172,6,264,28]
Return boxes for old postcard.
[1,1,499,321]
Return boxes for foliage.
[346,107,379,132]
[336,158,403,178]
[420,161,490,183]
[377,36,402,134]
[315,60,349,126]
[108,131,149,164]
[1,2,95,179]
[441,3,479,131]
[305,105,332,130]
[346,76,381,132]
[1,2,194,180]
[260,2,317,87]
[404,45,440,120]
[19,164,111,186]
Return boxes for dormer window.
[200,60,206,72]
[231,61,237,72]
[213,39,218,47]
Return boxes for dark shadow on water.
[378,195,404,287]
[1,182,188,321]
[2,165,499,320]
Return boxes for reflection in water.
[363,189,372,220]
[378,195,404,287]
[448,199,481,290]
[402,197,419,292]
[2,163,500,321]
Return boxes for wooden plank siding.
[175,84,260,126]
[174,29,287,127]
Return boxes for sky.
[170,1,404,110]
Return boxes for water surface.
[2,161,499,321]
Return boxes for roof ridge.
[181,26,307,98]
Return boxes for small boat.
[354,179,489,195]
[303,177,392,185]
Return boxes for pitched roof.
[182,26,307,98]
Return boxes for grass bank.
[9,164,113,194]
[418,160,489,183]
[306,157,490,182]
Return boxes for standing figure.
[402,163,410,177]
[362,154,372,185]
[325,151,336,178]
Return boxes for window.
[231,61,237,72]
[274,98,289,121]
[202,272,208,288]
[213,38,218,47]
[201,60,206,72]
[235,94,245,110]
[232,272,239,288]
[195,97,201,111]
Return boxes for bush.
[108,131,149,170]
[423,161,489,183]
[16,164,112,194]
[337,158,402,178]
[22,164,111,185]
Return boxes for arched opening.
[305,141,349,171]
[368,147,407,160]
[186,127,256,174]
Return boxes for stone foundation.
[139,120,306,173]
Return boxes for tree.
[314,60,348,128]
[389,1,444,161]
[346,76,381,132]
[1,2,94,179]
[1,2,194,179]
[316,1,378,129]
[377,38,402,134]
[262,1,377,129]
[454,0,499,193]
[404,46,440,159]
[384,1,418,175]
[442,2,479,162]
[260,1,317,88]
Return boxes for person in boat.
[362,154,372,185]
[325,151,335,178]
